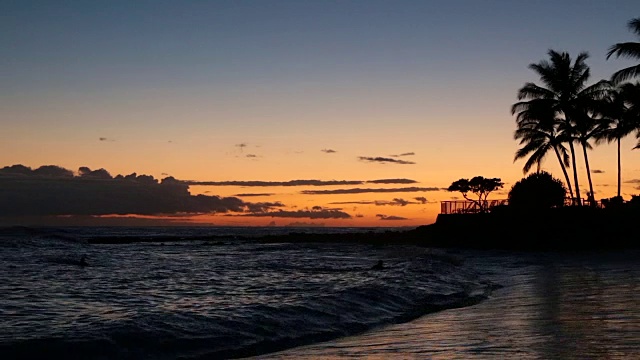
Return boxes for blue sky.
[1,1,639,225]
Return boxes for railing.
[441,198,604,214]
[565,198,604,208]
[440,200,508,214]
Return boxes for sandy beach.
[253,250,640,359]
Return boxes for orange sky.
[1,2,639,227]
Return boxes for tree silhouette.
[512,50,609,205]
[508,171,566,210]
[596,82,640,197]
[514,106,574,200]
[573,110,607,205]
[447,176,504,213]
[607,17,640,83]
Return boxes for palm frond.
[611,64,640,83]
[516,83,555,100]
[629,18,640,36]
[606,42,640,60]
[522,144,550,174]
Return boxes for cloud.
[233,208,351,219]
[246,154,258,158]
[321,149,337,153]
[358,156,415,165]
[376,214,409,220]
[389,152,415,157]
[234,193,275,197]
[187,179,364,187]
[186,178,418,187]
[245,201,285,213]
[78,167,112,179]
[329,198,424,206]
[0,164,279,217]
[592,169,605,174]
[301,187,439,195]
[366,178,417,184]
[414,197,427,204]
[625,179,640,183]
[235,143,247,151]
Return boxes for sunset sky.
[2,0,639,227]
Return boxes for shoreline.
[78,206,640,252]
[251,250,640,359]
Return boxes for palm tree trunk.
[568,141,581,206]
[552,146,574,200]
[582,142,595,206]
[617,137,621,198]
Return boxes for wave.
[0,228,496,359]
[1,290,492,360]
[1,263,495,359]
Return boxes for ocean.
[0,226,495,359]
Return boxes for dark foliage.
[508,171,566,210]
[447,176,504,213]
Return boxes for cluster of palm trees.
[513,17,640,206]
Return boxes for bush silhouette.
[508,171,566,210]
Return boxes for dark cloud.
[187,180,363,187]
[366,178,417,184]
[592,169,605,174]
[0,164,279,217]
[376,214,409,220]
[99,137,115,142]
[321,149,337,153]
[624,179,640,183]
[188,178,418,187]
[329,198,423,206]
[78,167,112,179]
[234,193,275,197]
[245,201,285,213]
[301,187,439,195]
[235,143,247,151]
[0,165,75,178]
[233,208,351,219]
[246,154,258,158]
[358,156,415,165]
[389,152,415,157]
[414,197,427,204]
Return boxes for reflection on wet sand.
[259,252,639,359]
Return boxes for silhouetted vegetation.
[508,171,566,210]
[607,17,640,83]
[512,50,610,206]
[511,17,640,206]
[446,177,503,213]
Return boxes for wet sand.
[252,250,639,359]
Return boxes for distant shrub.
[601,196,624,209]
[629,195,640,208]
[508,171,566,210]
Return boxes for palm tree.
[597,82,640,197]
[513,107,575,200]
[512,50,610,205]
[607,17,640,83]
[573,110,606,205]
